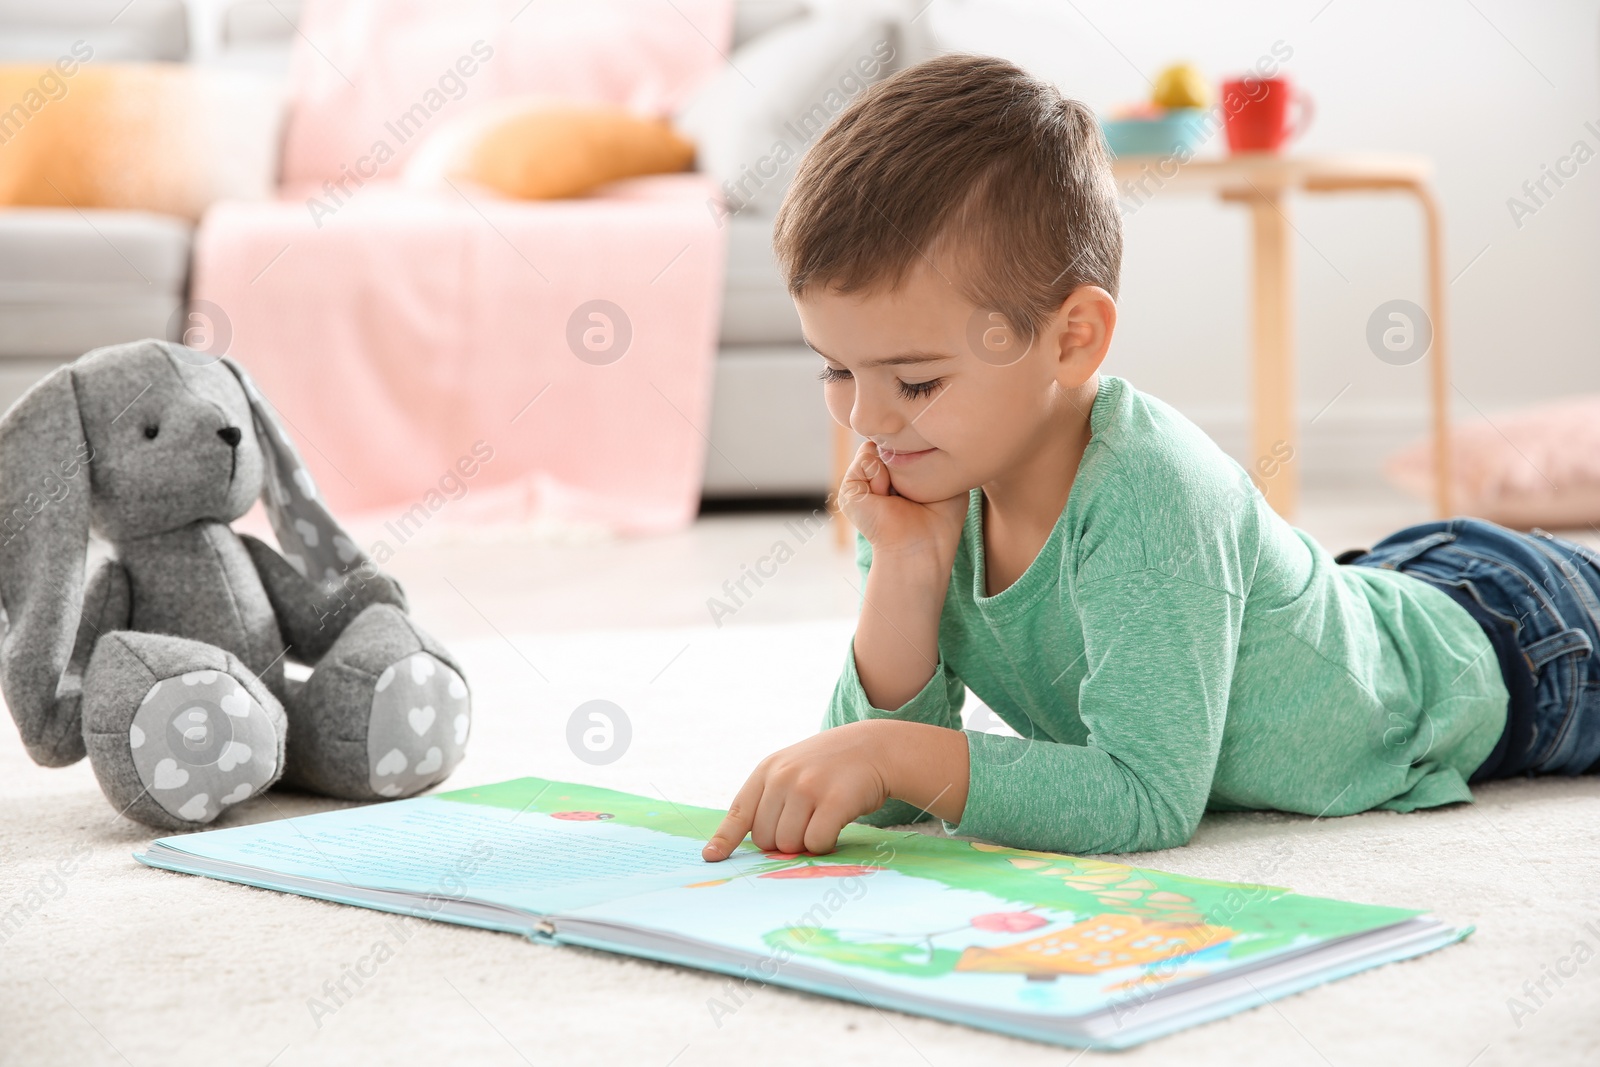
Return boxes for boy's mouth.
[878,445,936,468]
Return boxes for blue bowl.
[1099,108,1211,159]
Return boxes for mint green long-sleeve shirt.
[826,375,1508,855]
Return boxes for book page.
[150,779,772,915]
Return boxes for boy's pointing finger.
[702,810,750,861]
[702,783,760,861]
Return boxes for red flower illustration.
[759,864,885,879]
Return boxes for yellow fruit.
[1152,63,1210,109]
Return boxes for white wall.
[926,0,1600,479]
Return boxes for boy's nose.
[849,390,901,440]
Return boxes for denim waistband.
[1340,517,1600,779]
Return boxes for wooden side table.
[829,153,1452,545]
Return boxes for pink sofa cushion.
[281,0,733,188]
[1384,395,1600,529]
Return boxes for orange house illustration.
[955,913,1235,978]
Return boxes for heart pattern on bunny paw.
[408,706,435,735]
[131,667,282,826]
[220,782,253,805]
[366,654,470,799]
[374,748,408,777]
[152,758,189,790]
[176,794,211,821]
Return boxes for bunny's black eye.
[143,424,159,440]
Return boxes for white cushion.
[730,0,810,48]
[676,2,901,217]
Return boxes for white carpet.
[3,619,1598,1066]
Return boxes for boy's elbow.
[1126,798,1204,853]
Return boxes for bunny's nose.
[217,426,242,448]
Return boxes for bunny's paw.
[366,650,470,798]
[82,632,287,829]
[283,603,470,800]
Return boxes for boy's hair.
[773,54,1122,342]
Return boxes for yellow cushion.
[410,101,696,200]
[0,64,276,219]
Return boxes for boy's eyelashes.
[816,365,944,401]
[897,378,942,400]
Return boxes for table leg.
[1247,188,1298,517]
[1409,181,1453,517]
[1302,174,1453,518]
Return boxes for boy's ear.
[1053,285,1116,388]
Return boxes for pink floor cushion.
[1384,395,1600,530]
[280,0,733,188]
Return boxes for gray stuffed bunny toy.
[0,339,472,829]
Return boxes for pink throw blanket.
[193,175,727,534]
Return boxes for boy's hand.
[837,439,966,710]
[701,720,969,861]
[838,441,968,570]
[701,721,890,860]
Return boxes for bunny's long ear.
[0,366,95,766]
[221,357,373,588]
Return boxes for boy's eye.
[897,379,942,400]
[817,365,853,384]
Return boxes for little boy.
[701,55,1600,860]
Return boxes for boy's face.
[796,260,1096,505]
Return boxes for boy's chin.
[887,470,975,506]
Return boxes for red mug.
[1221,75,1313,154]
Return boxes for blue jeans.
[1340,518,1600,782]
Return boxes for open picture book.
[135,777,1470,1050]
